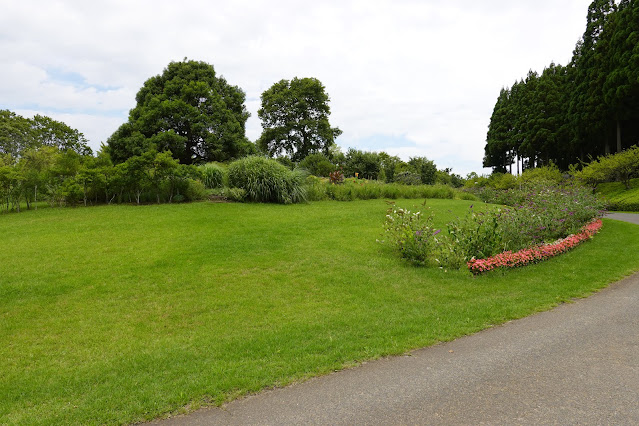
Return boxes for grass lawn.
[2,199,639,425]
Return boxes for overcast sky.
[1,0,592,176]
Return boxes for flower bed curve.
[468,219,603,275]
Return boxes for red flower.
[468,219,602,274]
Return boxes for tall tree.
[569,0,617,156]
[107,59,252,165]
[257,77,342,162]
[603,0,639,152]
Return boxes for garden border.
[467,219,603,274]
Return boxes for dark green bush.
[228,156,307,204]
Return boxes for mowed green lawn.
[2,199,639,425]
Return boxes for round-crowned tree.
[257,77,342,162]
[107,59,254,165]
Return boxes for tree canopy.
[0,110,91,158]
[484,0,639,172]
[106,59,254,165]
[257,77,342,162]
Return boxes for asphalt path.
[606,212,639,225]
[152,214,639,425]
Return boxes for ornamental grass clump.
[228,156,307,204]
[198,162,227,189]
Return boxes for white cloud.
[0,0,592,175]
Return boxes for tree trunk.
[617,120,622,153]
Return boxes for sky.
[0,0,593,176]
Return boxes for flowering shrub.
[379,202,440,265]
[472,183,606,252]
[447,205,504,260]
[468,219,602,274]
[381,183,606,271]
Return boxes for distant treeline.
[484,0,639,173]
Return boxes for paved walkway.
[606,212,639,225]
[153,215,639,425]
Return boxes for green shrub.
[380,203,440,265]
[597,178,639,211]
[490,172,517,190]
[447,207,504,260]
[305,175,328,201]
[456,191,479,201]
[298,153,335,177]
[228,156,307,204]
[275,156,294,170]
[519,163,563,186]
[198,163,227,189]
[393,171,422,185]
[184,179,208,201]
[223,187,247,202]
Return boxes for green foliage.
[597,177,639,211]
[519,163,564,186]
[435,168,465,188]
[447,207,504,261]
[275,156,294,170]
[305,179,459,202]
[298,153,335,177]
[227,156,307,204]
[1,110,91,158]
[183,179,208,201]
[257,77,342,162]
[407,156,437,184]
[574,146,639,189]
[378,152,404,183]
[489,172,517,190]
[199,162,227,189]
[223,186,247,202]
[393,171,422,185]
[380,203,441,265]
[106,59,251,165]
[342,148,381,180]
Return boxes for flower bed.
[467,219,603,274]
